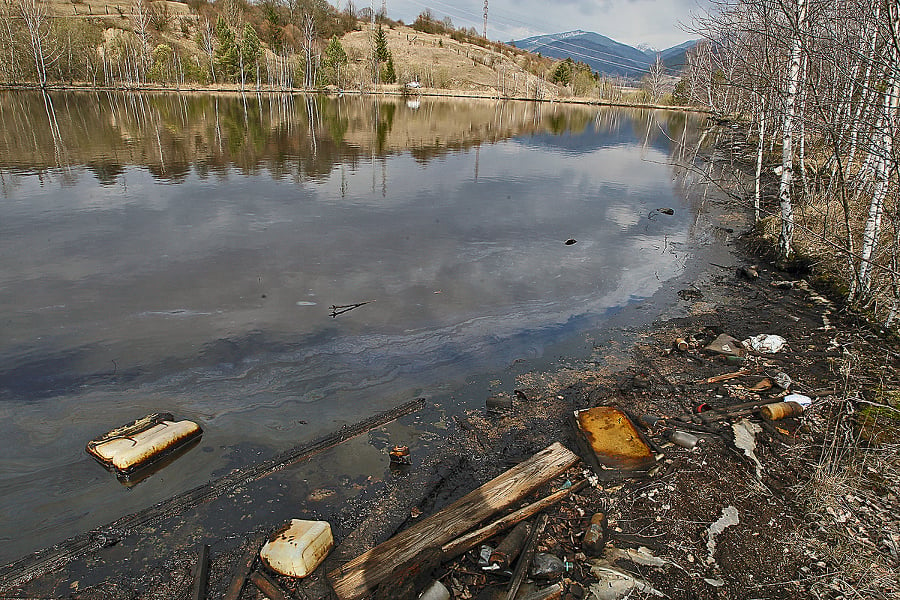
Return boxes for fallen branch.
[331,301,374,317]
[505,513,549,600]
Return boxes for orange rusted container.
[760,401,804,421]
[574,406,657,472]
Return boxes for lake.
[0,91,717,565]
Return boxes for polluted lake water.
[0,91,732,572]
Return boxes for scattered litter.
[704,334,746,357]
[745,334,787,354]
[737,265,759,279]
[605,546,669,568]
[771,280,796,289]
[732,419,763,478]
[706,506,739,565]
[389,445,411,464]
[704,577,726,587]
[749,378,773,392]
[530,552,565,579]
[417,580,450,600]
[774,372,793,390]
[588,564,665,599]
[784,393,812,407]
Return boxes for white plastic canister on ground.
[259,519,334,578]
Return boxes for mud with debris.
[5,229,900,598]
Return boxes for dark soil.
[5,230,900,599]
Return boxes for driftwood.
[190,544,210,600]
[0,398,426,592]
[441,480,587,560]
[224,532,268,600]
[330,301,373,317]
[505,513,549,600]
[327,442,580,600]
[249,570,292,600]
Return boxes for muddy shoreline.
[4,188,899,599]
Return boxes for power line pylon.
[483,0,488,39]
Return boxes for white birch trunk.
[857,61,900,296]
[777,0,807,260]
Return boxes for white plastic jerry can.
[259,519,334,578]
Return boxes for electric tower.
[483,0,488,39]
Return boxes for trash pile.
[5,260,898,600]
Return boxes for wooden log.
[327,443,580,600]
[441,480,587,560]
[190,544,209,600]
[224,532,267,600]
[249,570,292,600]
[505,513,548,600]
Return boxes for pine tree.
[321,35,348,86]
[381,56,396,83]
[214,16,239,81]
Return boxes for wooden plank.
[328,442,579,600]
[223,532,267,600]
[249,570,292,600]
[190,544,209,600]
[441,480,587,560]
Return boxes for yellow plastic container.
[260,519,334,578]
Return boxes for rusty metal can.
[674,337,689,352]
[389,445,411,464]
[760,401,803,421]
[582,512,608,556]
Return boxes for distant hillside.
[510,30,696,78]
[658,40,697,70]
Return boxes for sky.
[341,0,707,50]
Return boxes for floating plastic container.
[85,412,202,479]
[260,519,333,578]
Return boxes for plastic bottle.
[667,430,699,449]
[417,580,450,600]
